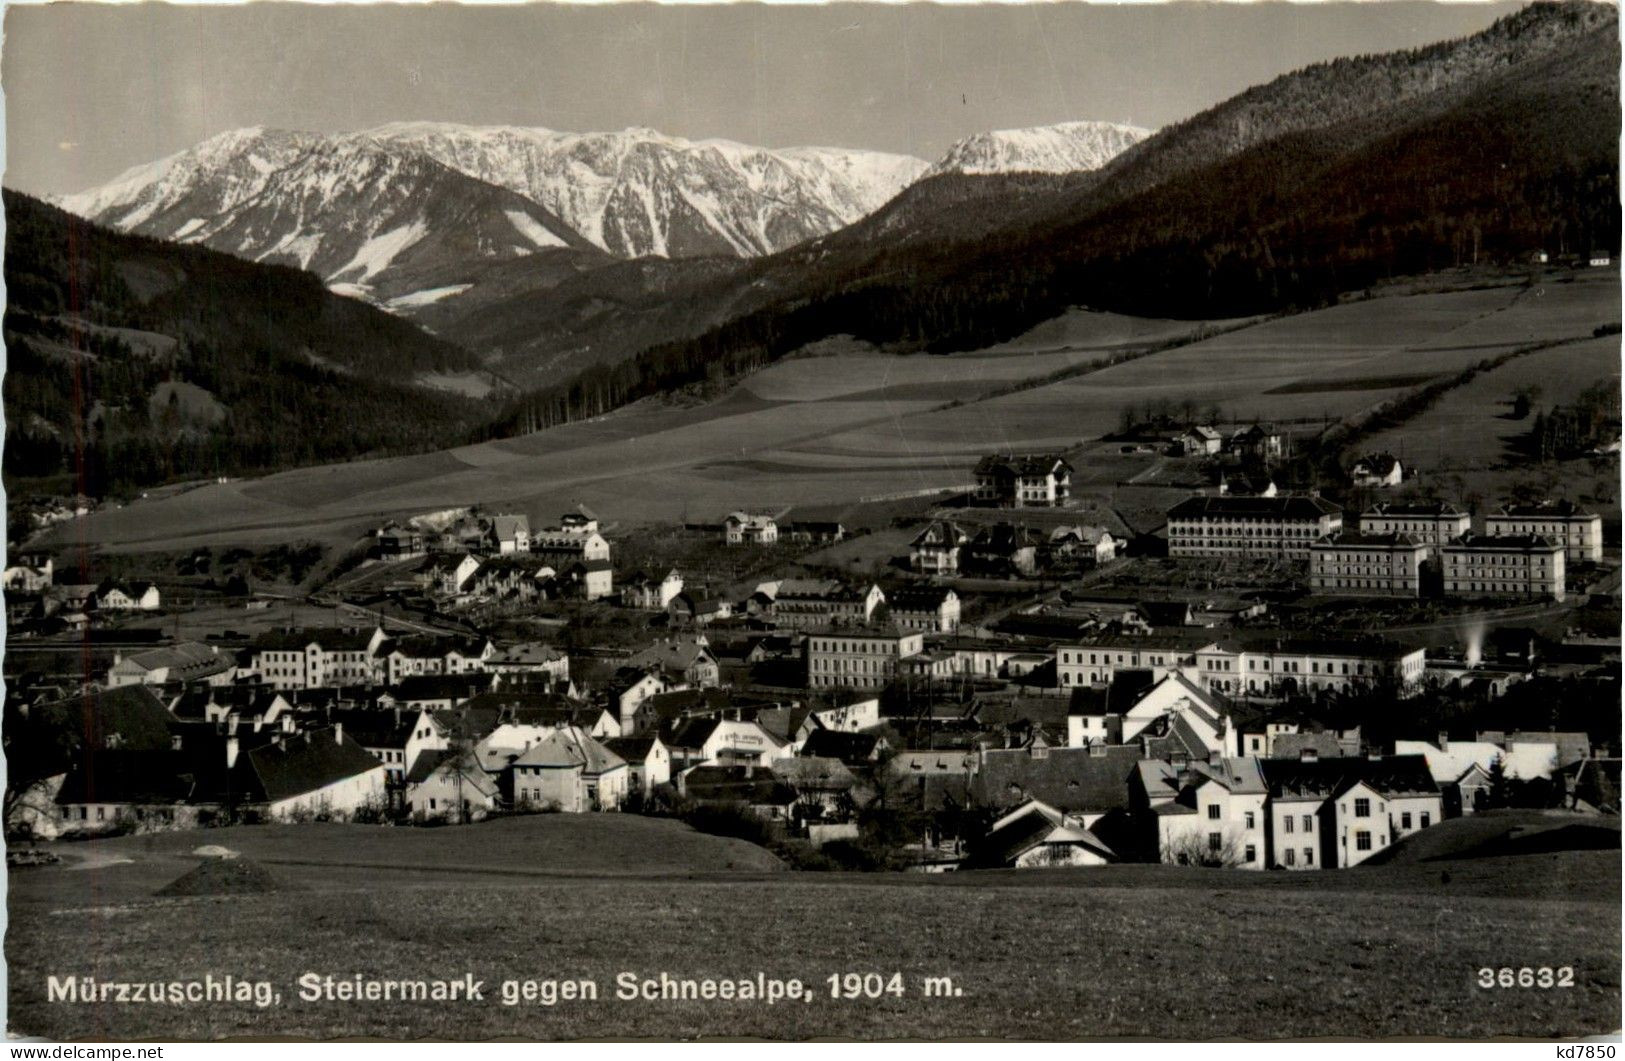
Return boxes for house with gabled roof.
[106,641,235,688]
[910,520,969,574]
[1259,755,1439,869]
[329,705,448,786]
[509,726,628,812]
[1066,671,1230,760]
[679,764,797,820]
[662,716,787,771]
[968,798,1116,868]
[484,643,570,685]
[723,512,780,545]
[974,453,1072,508]
[404,749,501,822]
[1174,425,1224,456]
[1149,757,1269,869]
[886,586,961,634]
[771,579,885,630]
[1349,453,1403,488]
[603,735,672,800]
[629,637,720,688]
[236,725,389,822]
[620,569,684,610]
[94,579,162,612]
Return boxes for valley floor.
[39,273,1619,555]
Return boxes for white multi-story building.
[1056,634,1201,688]
[973,454,1072,508]
[1441,534,1566,601]
[1358,501,1472,558]
[249,627,389,690]
[1485,501,1602,563]
[1166,495,1343,559]
[1308,531,1427,597]
[805,627,925,689]
[1193,638,1426,697]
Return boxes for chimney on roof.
[394,704,402,726]
[1437,731,1449,752]
[334,721,343,745]
[225,736,239,769]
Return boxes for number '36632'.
[1477,967,1575,989]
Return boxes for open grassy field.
[7,817,1617,1040]
[1361,334,1621,473]
[33,277,1617,556]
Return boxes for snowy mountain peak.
[926,120,1153,177]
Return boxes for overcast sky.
[5,1,1525,197]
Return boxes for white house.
[971,799,1115,868]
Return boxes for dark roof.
[603,737,660,763]
[26,685,178,772]
[886,586,957,611]
[56,750,198,805]
[1363,501,1469,519]
[250,627,378,652]
[1259,754,1437,800]
[975,745,1145,814]
[684,765,797,806]
[976,696,1072,730]
[1311,531,1423,549]
[389,673,493,701]
[799,729,883,763]
[328,708,418,749]
[1168,495,1341,520]
[968,524,1043,550]
[240,728,383,802]
[1444,534,1563,552]
[974,453,1072,477]
[1494,500,1597,520]
[1210,635,1420,661]
[911,520,968,549]
[1351,453,1401,475]
[1269,732,1352,761]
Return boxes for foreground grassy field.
[34,276,1618,554]
[7,817,1618,1040]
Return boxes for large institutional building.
[1440,535,1566,601]
[1358,501,1472,557]
[1166,495,1343,559]
[1484,501,1602,563]
[1308,532,1428,597]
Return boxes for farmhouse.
[1307,531,1427,597]
[1358,501,1472,557]
[1166,495,1343,559]
[886,586,961,634]
[1440,535,1566,602]
[1193,637,1426,697]
[973,454,1072,508]
[667,592,733,628]
[1174,426,1223,456]
[910,520,970,574]
[404,752,501,822]
[805,626,925,689]
[94,580,162,612]
[329,706,447,785]
[422,554,482,598]
[723,512,779,545]
[1348,453,1403,488]
[785,521,847,544]
[1067,672,1230,759]
[1485,500,1603,563]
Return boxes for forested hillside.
[3,191,491,496]
[495,2,1619,434]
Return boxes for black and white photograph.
[1,0,1621,1043]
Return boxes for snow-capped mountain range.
[925,121,1152,177]
[57,118,1150,304]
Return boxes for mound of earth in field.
[1365,810,1621,866]
[155,857,293,897]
